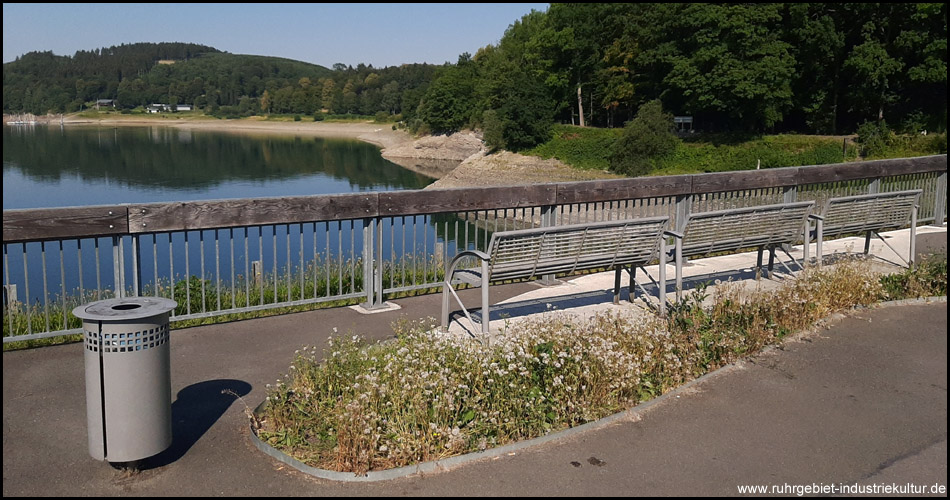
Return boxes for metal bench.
[441,216,671,335]
[667,201,815,300]
[806,189,922,268]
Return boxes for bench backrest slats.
[485,217,669,283]
[681,201,814,257]
[820,190,921,239]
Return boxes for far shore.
[58,114,413,150]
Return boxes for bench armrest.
[808,214,825,221]
[445,250,492,283]
[663,230,684,240]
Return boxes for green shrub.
[293,115,302,122]
[525,125,621,171]
[609,100,680,176]
[856,120,892,157]
[313,112,324,121]
[481,109,505,151]
[880,254,947,300]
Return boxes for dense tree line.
[4,4,945,151]
[416,3,947,149]
[3,42,439,123]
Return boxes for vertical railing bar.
[131,234,140,297]
[324,221,331,300]
[152,234,158,298]
[410,216,419,288]
[349,219,355,296]
[258,227,264,307]
[77,240,85,306]
[41,241,50,333]
[59,240,67,330]
[185,231,191,315]
[376,216,383,307]
[390,218,396,290]
[229,228,235,310]
[464,212,470,250]
[94,238,102,301]
[285,224,291,303]
[116,236,126,299]
[272,225,278,305]
[442,216,448,280]
[401,216,407,288]
[299,223,305,303]
[338,221,344,297]
[243,228,249,309]
[420,215,429,279]
[215,229,221,312]
[484,211,490,250]
[168,234,174,305]
[200,230,207,313]
[474,211,480,251]
[5,244,14,336]
[310,221,320,299]
[23,243,32,335]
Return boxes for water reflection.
[2,125,434,208]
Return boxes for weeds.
[256,256,945,474]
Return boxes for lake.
[2,124,470,310]
[2,124,435,210]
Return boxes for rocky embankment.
[381,130,620,188]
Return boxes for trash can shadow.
[140,379,252,470]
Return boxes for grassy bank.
[254,254,946,475]
[2,254,444,350]
[524,124,946,176]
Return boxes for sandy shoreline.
[60,116,412,150]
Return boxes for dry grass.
[255,255,945,475]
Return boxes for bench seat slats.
[680,201,814,258]
[443,216,670,334]
[819,190,921,240]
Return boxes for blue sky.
[2,3,549,67]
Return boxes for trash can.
[73,296,177,463]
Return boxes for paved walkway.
[2,229,946,496]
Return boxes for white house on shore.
[146,104,193,113]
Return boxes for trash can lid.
[72,297,178,321]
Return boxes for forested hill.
[2,42,336,113]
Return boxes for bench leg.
[756,247,764,280]
[629,266,637,302]
[441,281,451,332]
[767,246,776,278]
[481,259,490,335]
[864,232,872,255]
[675,237,683,302]
[658,236,667,317]
[802,225,810,265]
[910,206,917,268]
[614,268,622,304]
[816,219,823,267]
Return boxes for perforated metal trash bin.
[73,297,177,463]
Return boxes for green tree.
[321,78,336,113]
[610,100,679,177]
[260,89,271,114]
[419,55,477,134]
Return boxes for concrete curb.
[248,295,947,482]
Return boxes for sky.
[2,3,549,68]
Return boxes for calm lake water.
[2,125,461,308]
[2,124,434,210]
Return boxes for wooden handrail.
[3,155,946,243]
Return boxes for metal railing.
[3,155,946,343]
